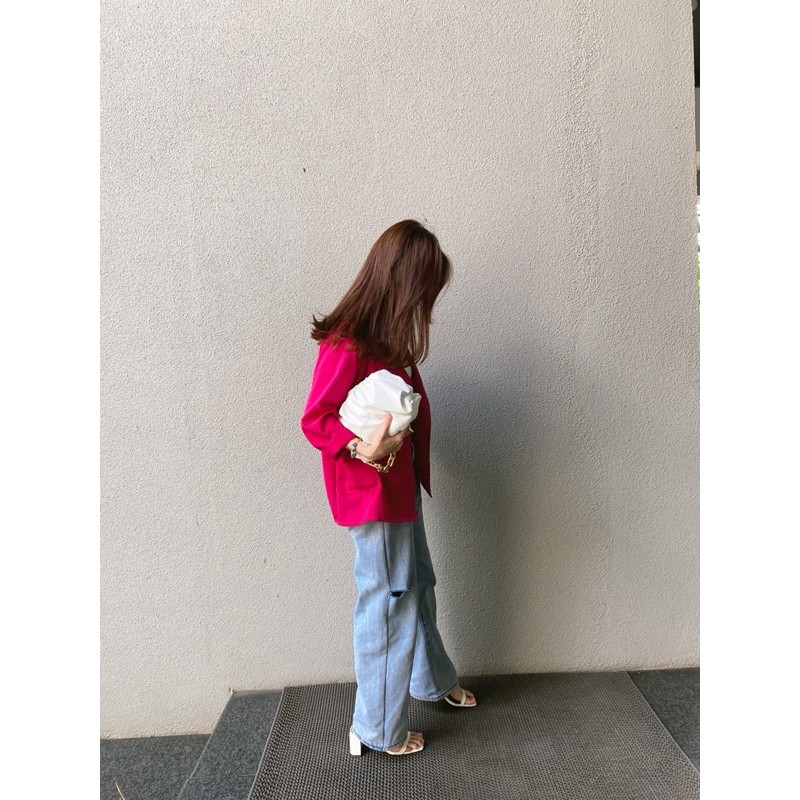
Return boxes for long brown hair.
[310,220,452,367]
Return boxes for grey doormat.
[247,672,699,800]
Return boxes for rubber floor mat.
[248,671,699,800]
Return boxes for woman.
[300,220,477,757]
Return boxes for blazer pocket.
[336,456,380,492]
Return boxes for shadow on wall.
[431,369,527,672]
[427,335,653,672]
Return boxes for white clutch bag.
[339,369,421,464]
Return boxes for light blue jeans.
[348,479,459,751]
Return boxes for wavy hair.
[310,220,452,367]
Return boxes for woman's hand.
[360,415,411,461]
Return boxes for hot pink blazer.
[301,335,432,527]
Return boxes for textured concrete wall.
[101,0,698,737]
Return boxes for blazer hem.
[336,513,420,528]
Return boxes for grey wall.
[101,0,699,737]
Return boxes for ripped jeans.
[348,480,459,751]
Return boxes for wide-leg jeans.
[348,479,459,752]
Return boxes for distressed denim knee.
[348,482,459,749]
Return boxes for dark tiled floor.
[628,668,700,768]
[100,690,283,800]
[178,691,282,800]
[100,669,698,800]
[100,734,209,800]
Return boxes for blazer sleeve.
[301,339,361,458]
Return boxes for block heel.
[349,726,362,756]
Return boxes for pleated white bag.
[338,369,421,464]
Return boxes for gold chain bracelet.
[357,426,412,473]
[363,452,396,473]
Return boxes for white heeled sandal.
[444,686,477,707]
[349,726,424,756]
